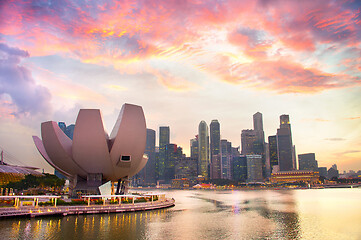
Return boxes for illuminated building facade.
[210,154,222,179]
[270,170,320,184]
[158,126,170,181]
[221,139,232,180]
[277,115,295,171]
[268,135,278,173]
[210,120,220,166]
[198,121,209,179]
[246,155,263,183]
[232,155,247,182]
[190,137,199,160]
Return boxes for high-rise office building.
[241,129,257,155]
[56,122,75,179]
[327,164,339,179]
[164,143,178,183]
[298,153,318,171]
[268,135,278,173]
[210,154,222,179]
[277,115,295,171]
[253,112,266,178]
[65,124,75,139]
[246,155,263,182]
[157,126,170,180]
[190,136,199,160]
[221,139,232,180]
[135,129,156,186]
[198,121,209,179]
[318,167,328,178]
[144,129,156,185]
[232,155,247,182]
[253,112,265,143]
[58,122,67,133]
[159,126,170,147]
[175,157,198,180]
[264,142,271,178]
[210,120,220,164]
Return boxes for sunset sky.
[0,0,360,172]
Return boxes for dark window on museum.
[121,156,131,161]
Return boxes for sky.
[0,0,360,173]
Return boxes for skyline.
[0,0,360,172]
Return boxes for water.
[0,188,360,239]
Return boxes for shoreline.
[132,184,361,191]
[0,198,175,219]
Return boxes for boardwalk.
[0,198,175,218]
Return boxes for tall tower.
[277,115,294,171]
[158,126,170,180]
[253,112,264,142]
[145,129,156,184]
[210,120,220,164]
[241,129,256,155]
[164,143,178,183]
[198,121,209,179]
[253,112,266,177]
[268,135,278,173]
[190,136,199,160]
[221,139,232,179]
[135,128,156,186]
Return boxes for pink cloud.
[1,0,360,93]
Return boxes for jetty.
[0,195,175,218]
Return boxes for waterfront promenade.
[0,198,175,218]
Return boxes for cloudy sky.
[0,0,360,172]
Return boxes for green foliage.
[53,199,87,206]
[0,200,14,207]
[38,201,53,206]
[5,173,65,190]
[134,197,147,203]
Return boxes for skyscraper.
[164,143,178,183]
[58,122,67,133]
[134,129,156,186]
[277,115,295,171]
[268,135,278,173]
[159,126,170,147]
[253,112,266,178]
[210,120,220,163]
[253,112,265,143]
[158,126,170,180]
[246,155,263,183]
[241,129,257,155]
[190,136,199,160]
[232,155,247,182]
[298,153,318,171]
[210,154,222,179]
[221,139,232,179]
[145,129,156,185]
[198,121,209,179]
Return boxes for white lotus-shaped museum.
[33,103,148,183]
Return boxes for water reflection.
[0,189,360,239]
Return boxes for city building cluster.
[131,113,346,188]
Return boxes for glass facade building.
[198,121,209,179]
[210,120,220,167]
[157,126,170,181]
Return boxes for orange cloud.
[344,117,360,120]
[1,0,360,94]
[148,68,197,92]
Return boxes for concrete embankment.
[0,198,175,219]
